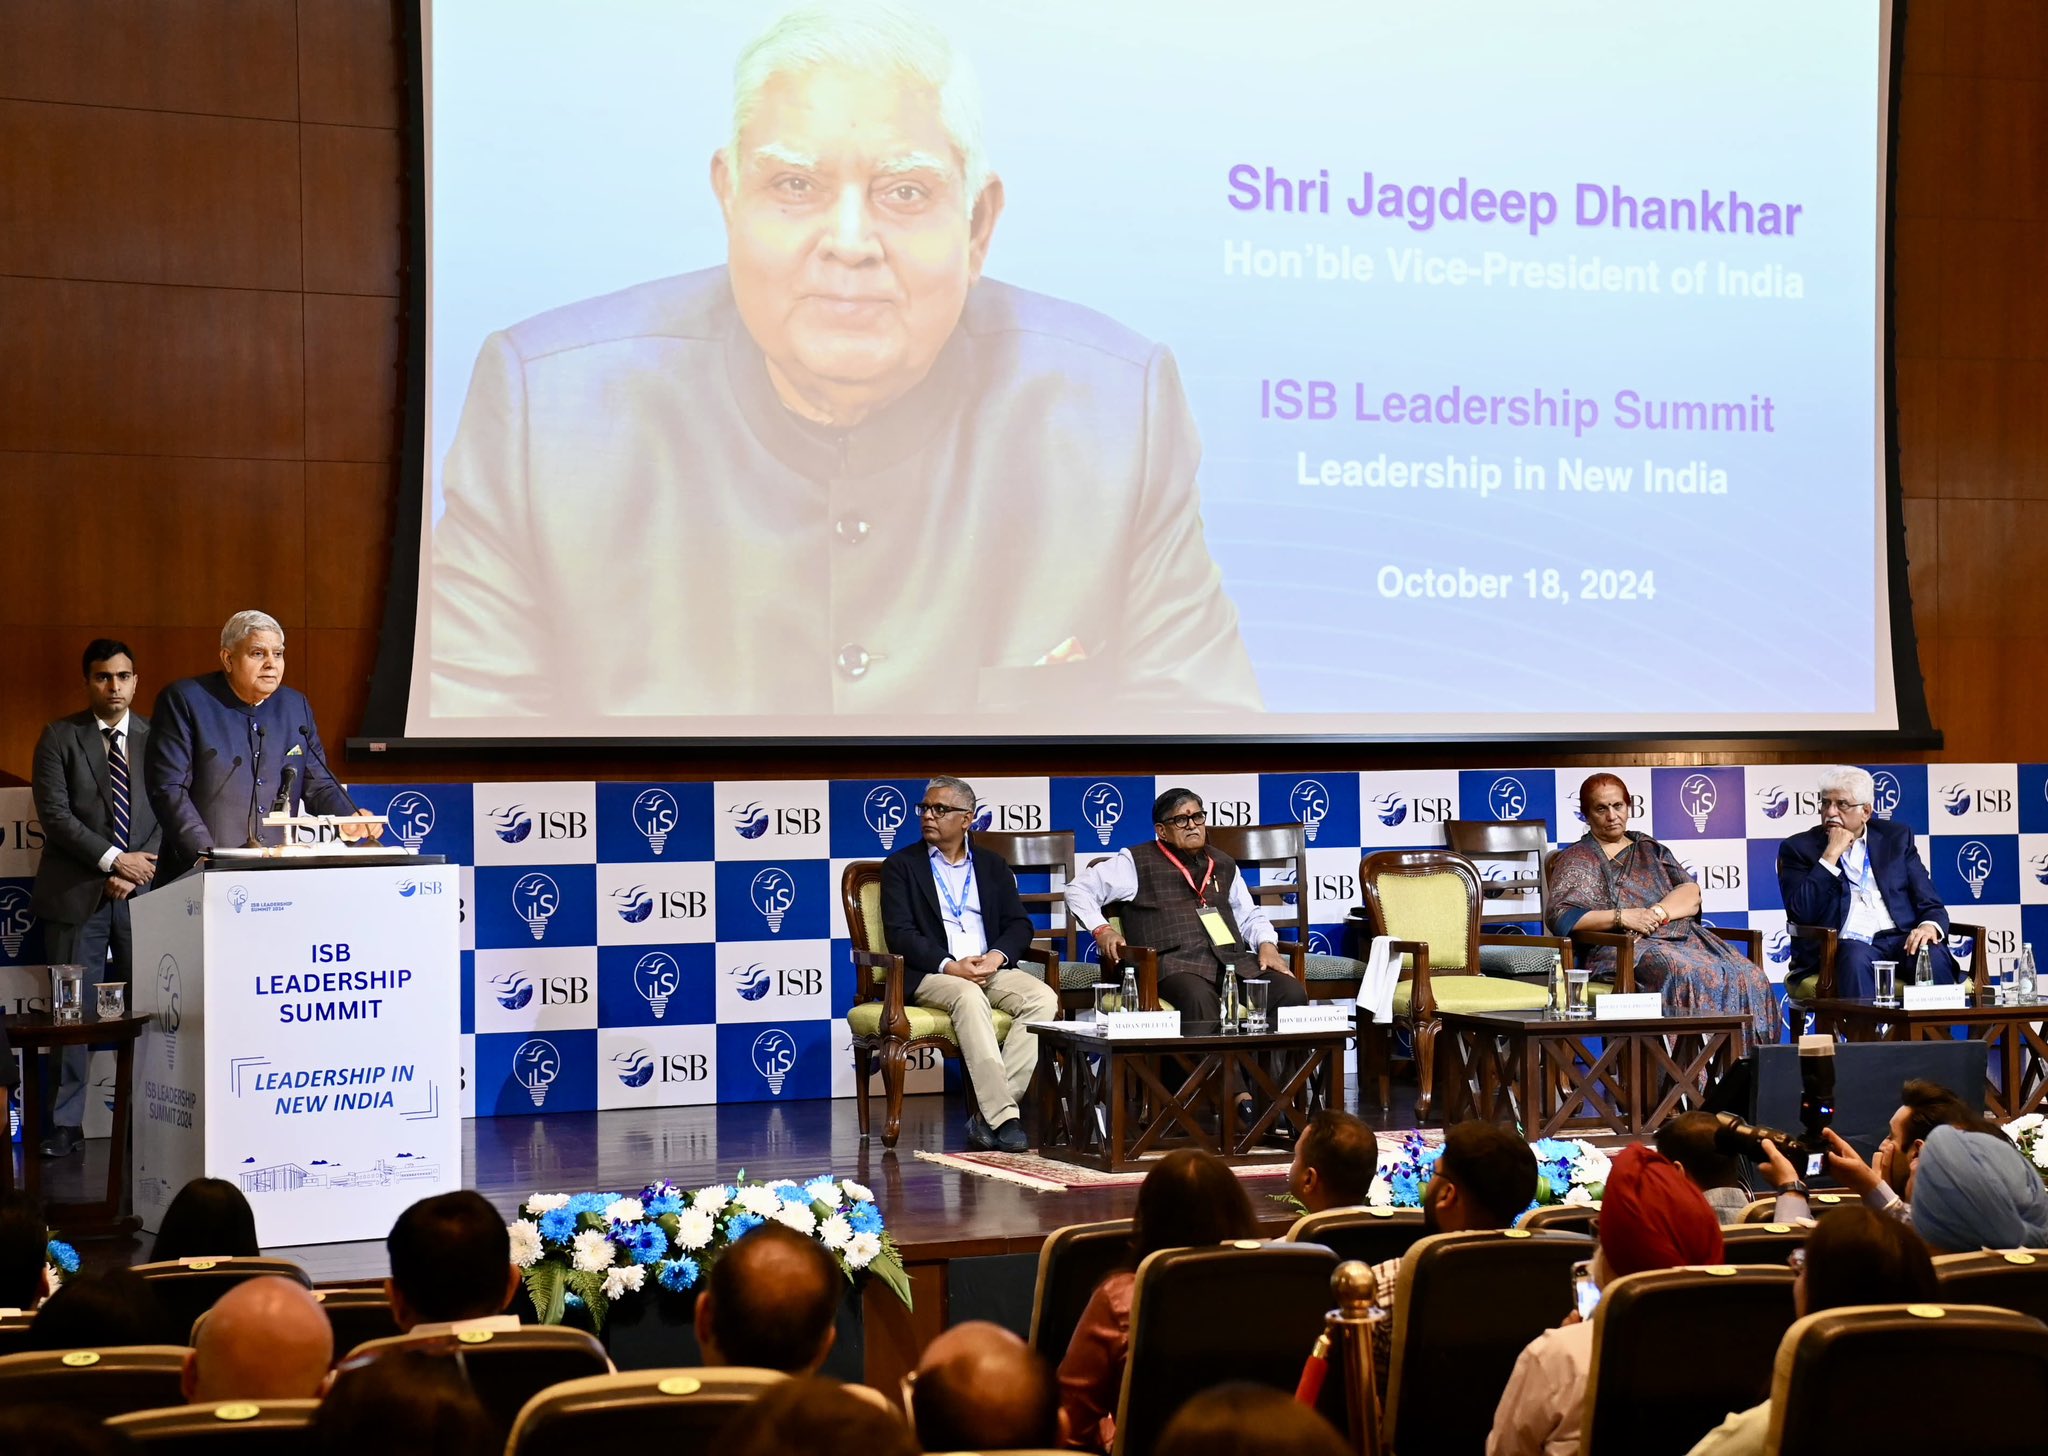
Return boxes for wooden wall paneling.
[303,293,401,461]
[295,626,380,752]
[1891,215,1942,361]
[1937,0,2048,82]
[1926,637,2048,764]
[0,0,301,119]
[1936,358,2048,496]
[1896,357,1940,497]
[0,102,303,289]
[296,0,401,128]
[305,462,395,628]
[301,123,403,295]
[1902,496,1941,641]
[1895,70,1945,220]
[1938,218,2048,359]
[1901,0,1945,77]
[1933,77,2044,219]
[0,624,224,781]
[0,278,305,458]
[1935,498,2048,636]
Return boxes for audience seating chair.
[505,1367,785,1453]
[1718,1224,1809,1266]
[1581,1264,1798,1456]
[977,830,1098,1012]
[109,1398,320,1454]
[1515,1203,1601,1236]
[0,1345,191,1418]
[344,1326,612,1435]
[1539,850,1766,999]
[1208,822,1367,1003]
[842,860,1061,1147]
[1763,1303,2048,1455]
[1383,1229,1592,1456]
[0,1310,33,1359]
[1285,1207,1429,1269]
[132,1257,312,1343]
[311,1285,402,1353]
[1934,1249,2048,1324]
[1737,1196,1781,1223]
[1358,851,1566,1118]
[1027,1218,1134,1359]
[1114,1241,1339,1456]
[1781,921,1988,1005]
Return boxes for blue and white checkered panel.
[11,772,2048,1123]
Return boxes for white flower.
[768,1178,801,1192]
[571,1229,617,1273]
[735,1185,782,1218]
[1563,1186,1595,1207]
[601,1264,646,1300]
[2032,1138,2048,1172]
[525,1193,571,1215]
[818,1215,853,1251]
[692,1184,731,1215]
[772,1203,818,1236]
[673,1207,716,1251]
[845,1231,883,1269]
[2004,1114,2044,1138]
[841,1179,874,1204]
[804,1177,841,1205]
[1366,1174,1393,1210]
[603,1197,646,1226]
[507,1220,543,1269]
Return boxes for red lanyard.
[1156,841,1215,906]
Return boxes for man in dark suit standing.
[879,775,1057,1151]
[145,610,372,884]
[31,639,161,1157]
[1778,765,1959,998]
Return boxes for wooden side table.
[1808,998,2047,1120]
[2,1009,151,1237]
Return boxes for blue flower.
[627,1224,668,1264]
[567,1192,618,1216]
[642,1180,681,1204]
[657,1257,700,1292]
[778,1184,813,1205]
[564,1292,585,1308]
[847,1202,884,1235]
[1389,1170,1422,1207]
[538,1209,578,1244]
[726,1213,764,1240]
[645,1195,683,1218]
[46,1240,79,1274]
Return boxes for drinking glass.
[1872,960,1899,1008]
[96,981,126,1019]
[1997,956,2020,1007]
[1092,982,1122,1017]
[51,965,85,1024]
[1565,968,1592,1018]
[1242,979,1271,1034]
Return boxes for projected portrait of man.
[430,1,1259,726]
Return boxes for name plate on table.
[1903,985,1968,1010]
[1277,1005,1353,1032]
[1103,1011,1182,1039]
[1596,993,1663,1020]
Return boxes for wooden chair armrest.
[1708,925,1764,967]
[852,948,911,1039]
[1787,923,1839,997]
[1948,923,1990,990]
[1109,942,1164,1012]
[1570,929,1637,994]
[1271,939,1308,985]
[1387,938,1432,1020]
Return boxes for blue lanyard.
[932,851,977,925]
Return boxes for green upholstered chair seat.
[1058,960,1101,991]
[1304,953,1368,983]
[1392,975,1554,1019]
[1787,972,1819,1000]
[1479,943,1563,980]
[846,1002,1015,1044]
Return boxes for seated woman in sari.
[1548,773,1775,1038]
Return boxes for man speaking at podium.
[145,610,373,883]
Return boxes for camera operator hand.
[1820,1127,1883,1197]
[1759,1138,1801,1191]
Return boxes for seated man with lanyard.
[1066,788,1308,1114]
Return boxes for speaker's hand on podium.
[336,809,379,842]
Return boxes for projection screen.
[370,0,1925,746]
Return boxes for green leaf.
[868,1249,913,1310]
[566,1269,610,1333]
[523,1262,566,1326]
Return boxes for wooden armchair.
[1783,921,1988,1002]
[977,830,1097,1012]
[841,860,1058,1147]
[1542,849,1770,996]
[1207,822,1361,1001]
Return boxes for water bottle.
[1119,963,1140,1016]
[1220,963,1241,1034]
[2022,944,2038,1004]
[1914,944,1934,987]
[1551,950,1567,1018]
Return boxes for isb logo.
[1956,841,1995,900]
[490,970,534,1011]
[974,802,1044,832]
[1206,799,1255,828]
[633,952,681,1018]
[632,789,680,855]
[1682,860,1743,891]
[1754,785,1818,821]
[512,873,562,941]
[1678,775,1718,833]
[1290,781,1330,841]
[512,1038,561,1108]
[386,791,436,850]
[863,787,910,850]
[728,963,773,1002]
[489,803,588,843]
[1488,777,1528,820]
[612,1045,709,1089]
[1940,783,2012,818]
[1870,773,1903,820]
[729,962,821,1000]
[729,802,821,838]
[1081,783,1124,847]
[752,1029,798,1096]
[750,869,796,934]
[610,884,708,925]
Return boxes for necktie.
[105,726,130,851]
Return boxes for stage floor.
[36,1083,1419,1283]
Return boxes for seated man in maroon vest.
[1066,787,1308,1060]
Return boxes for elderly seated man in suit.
[880,775,1059,1152]
[1776,765,1959,999]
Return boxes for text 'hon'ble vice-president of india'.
[430,2,1259,726]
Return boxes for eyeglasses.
[1161,812,1207,829]
[916,802,971,818]
[1818,797,1866,812]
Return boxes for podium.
[129,858,461,1247]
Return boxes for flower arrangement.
[2001,1113,2048,1185]
[45,1237,78,1292]
[508,1173,908,1331]
[1362,1133,1611,1211]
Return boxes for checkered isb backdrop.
[4,763,2047,1121]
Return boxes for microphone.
[271,763,299,817]
[247,725,268,848]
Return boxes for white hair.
[925,775,976,807]
[726,2,990,205]
[1817,765,1874,807]
[221,610,284,652]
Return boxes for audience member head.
[695,1222,841,1372]
[1427,1121,1541,1233]
[1133,1149,1259,1263]
[911,1319,1058,1451]
[1595,1144,1723,1282]
[27,1269,175,1350]
[0,1190,50,1310]
[1889,1080,1985,1196]
[311,1350,497,1456]
[1796,1206,1937,1317]
[150,1178,260,1263]
[717,1376,920,1456]
[0,1405,136,1456]
[181,1275,333,1403]
[1288,1110,1378,1213]
[385,1190,520,1331]
[1655,1111,1745,1194]
[1154,1382,1351,1456]
[1909,1125,2048,1253]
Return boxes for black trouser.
[1159,967,1312,1118]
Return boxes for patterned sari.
[1548,831,1774,1037]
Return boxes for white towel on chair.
[1362,935,1401,1024]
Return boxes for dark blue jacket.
[1777,817,1948,974]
